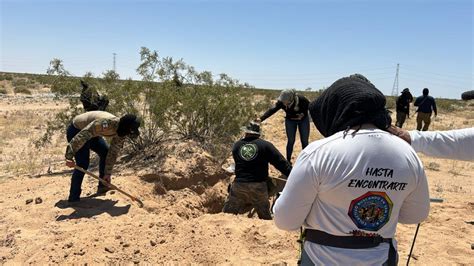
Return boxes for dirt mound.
[121,140,232,219]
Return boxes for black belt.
[304,229,397,266]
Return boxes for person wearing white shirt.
[273,74,430,266]
[388,126,473,161]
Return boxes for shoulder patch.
[102,120,109,129]
[239,143,258,161]
[348,191,393,231]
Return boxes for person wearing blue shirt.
[414,88,437,131]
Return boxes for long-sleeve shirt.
[396,93,413,114]
[273,128,429,265]
[414,95,437,115]
[66,111,124,175]
[260,95,310,122]
[232,136,292,182]
[409,127,474,161]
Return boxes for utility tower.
[391,63,399,96]
[113,53,117,72]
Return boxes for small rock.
[25,199,33,204]
[35,197,43,204]
[134,249,140,254]
[110,191,116,195]
[471,243,474,250]
[115,235,121,240]
[159,239,166,244]
[74,250,86,256]
[123,243,130,248]
[150,240,156,246]
[65,242,73,248]
[105,247,115,253]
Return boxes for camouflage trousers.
[222,181,272,220]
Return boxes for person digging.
[222,121,292,220]
[64,111,140,203]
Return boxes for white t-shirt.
[273,128,430,265]
[410,128,474,161]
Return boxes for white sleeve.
[409,128,474,161]
[273,152,319,231]
[398,165,430,224]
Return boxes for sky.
[1,0,472,99]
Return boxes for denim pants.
[66,123,109,201]
[285,116,310,162]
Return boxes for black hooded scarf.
[309,74,391,137]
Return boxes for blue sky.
[1,0,472,99]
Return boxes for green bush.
[435,98,462,113]
[14,85,31,94]
[0,87,7,94]
[0,74,13,81]
[36,48,268,162]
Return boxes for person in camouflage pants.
[222,121,292,220]
[223,182,271,219]
[65,111,140,202]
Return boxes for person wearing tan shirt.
[65,111,140,202]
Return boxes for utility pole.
[113,53,116,72]
[391,63,399,96]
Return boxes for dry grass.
[0,99,67,178]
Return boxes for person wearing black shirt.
[222,121,292,220]
[414,88,437,131]
[258,89,310,163]
[80,80,109,112]
[395,88,413,128]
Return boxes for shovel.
[74,165,144,208]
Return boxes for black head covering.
[309,74,391,137]
[422,88,429,96]
[117,114,141,138]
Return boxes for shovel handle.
[74,166,144,208]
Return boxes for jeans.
[285,116,310,162]
[66,123,109,202]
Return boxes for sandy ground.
[0,94,473,265]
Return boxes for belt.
[304,229,397,266]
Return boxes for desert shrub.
[435,98,462,113]
[385,96,396,110]
[14,85,31,94]
[35,48,266,162]
[12,78,29,87]
[0,87,7,94]
[0,73,13,81]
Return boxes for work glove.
[65,159,75,168]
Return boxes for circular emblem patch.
[239,143,258,161]
[348,191,393,231]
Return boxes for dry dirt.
[0,93,472,265]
